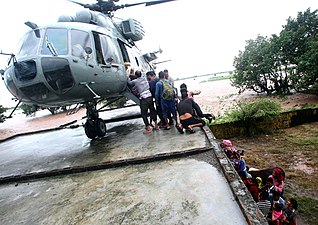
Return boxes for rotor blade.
[145,0,177,7]
[120,0,177,9]
[67,0,87,7]
[68,0,177,13]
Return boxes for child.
[256,176,264,190]
[220,140,236,158]
[268,202,286,225]
[283,198,298,225]
[230,152,251,180]
[257,190,271,217]
[271,190,285,209]
[265,177,275,200]
[244,177,259,202]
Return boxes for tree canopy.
[0,105,7,123]
[232,8,318,95]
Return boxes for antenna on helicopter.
[68,0,177,15]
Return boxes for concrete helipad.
[0,106,266,224]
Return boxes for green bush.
[110,97,127,108]
[216,98,281,123]
[228,99,280,121]
[0,105,7,123]
[212,99,282,136]
[20,104,38,116]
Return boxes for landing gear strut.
[84,101,106,139]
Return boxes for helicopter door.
[92,32,125,94]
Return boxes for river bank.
[1,78,317,140]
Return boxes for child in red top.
[268,203,286,225]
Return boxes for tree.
[281,8,318,92]
[0,105,6,123]
[232,8,318,95]
[20,104,38,116]
[232,35,291,94]
[296,36,318,92]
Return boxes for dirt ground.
[231,123,318,225]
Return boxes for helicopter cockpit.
[17,26,96,60]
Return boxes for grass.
[293,196,318,225]
[205,74,232,82]
[230,122,318,225]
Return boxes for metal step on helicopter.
[0,0,176,139]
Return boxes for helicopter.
[0,0,176,139]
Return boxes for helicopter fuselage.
[3,20,151,107]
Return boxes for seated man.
[176,83,213,134]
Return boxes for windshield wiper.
[45,36,58,56]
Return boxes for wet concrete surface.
[0,106,207,178]
[0,106,250,224]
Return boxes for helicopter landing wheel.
[84,120,97,139]
[95,118,106,137]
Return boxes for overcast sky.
[0,0,318,107]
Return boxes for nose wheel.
[84,118,106,139]
[84,102,106,139]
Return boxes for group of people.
[220,140,299,225]
[127,69,215,134]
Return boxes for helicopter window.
[118,40,130,63]
[41,28,68,56]
[71,29,92,61]
[109,39,121,64]
[19,82,55,103]
[98,34,120,64]
[16,29,43,59]
[93,33,105,65]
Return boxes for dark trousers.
[180,116,206,129]
[156,99,166,125]
[140,97,157,126]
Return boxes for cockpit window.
[71,29,93,62]
[16,29,43,60]
[99,34,120,64]
[92,32,120,65]
[41,28,68,56]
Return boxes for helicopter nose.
[14,60,37,82]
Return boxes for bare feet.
[143,129,152,134]
[143,126,152,134]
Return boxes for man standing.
[163,69,174,87]
[128,70,159,134]
[163,69,176,125]
[155,71,179,130]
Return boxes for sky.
[0,0,318,107]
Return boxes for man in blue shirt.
[155,71,179,130]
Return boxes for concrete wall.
[204,127,268,225]
[210,108,318,139]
